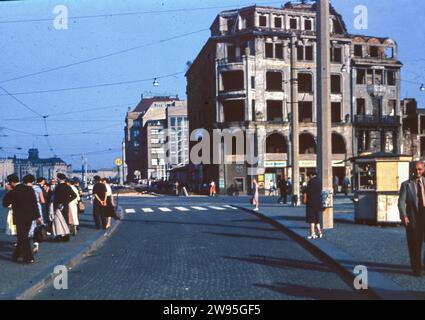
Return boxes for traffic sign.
[115,158,122,166]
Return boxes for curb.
[4,207,124,300]
[235,205,415,300]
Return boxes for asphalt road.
[34,196,366,300]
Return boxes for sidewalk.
[0,201,122,300]
[236,196,425,300]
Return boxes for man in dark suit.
[2,174,40,263]
[398,161,425,277]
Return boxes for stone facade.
[186,2,402,194]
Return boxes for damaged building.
[186,2,402,194]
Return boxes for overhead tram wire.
[0,1,283,24]
[0,29,208,84]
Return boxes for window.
[227,19,234,32]
[298,73,313,93]
[385,47,394,59]
[275,44,284,59]
[134,141,140,148]
[387,70,396,86]
[388,100,397,116]
[151,138,159,144]
[221,71,244,91]
[305,46,313,61]
[370,46,379,58]
[259,15,267,27]
[252,100,256,121]
[375,70,383,85]
[133,130,140,138]
[228,45,236,62]
[223,100,245,122]
[305,19,312,31]
[357,69,366,85]
[274,17,282,28]
[171,118,176,126]
[267,100,283,121]
[354,45,363,57]
[331,75,341,94]
[299,102,313,122]
[331,47,342,63]
[367,70,373,85]
[290,18,297,29]
[331,102,342,123]
[266,72,283,91]
[251,76,255,89]
[151,159,158,166]
[265,43,274,58]
[357,98,366,115]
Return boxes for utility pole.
[317,0,334,229]
[290,33,300,205]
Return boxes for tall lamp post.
[317,0,334,229]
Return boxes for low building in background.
[0,148,71,183]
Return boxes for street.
[34,196,365,300]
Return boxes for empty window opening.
[298,73,313,93]
[367,69,374,85]
[297,45,304,60]
[305,19,312,31]
[331,47,342,63]
[251,76,256,89]
[375,70,383,85]
[223,100,245,122]
[299,102,313,123]
[266,134,288,154]
[331,102,342,123]
[266,43,274,58]
[387,70,396,86]
[370,46,379,58]
[331,75,342,94]
[357,69,366,85]
[388,100,397,116]
[266,72,283,91]
[267,101,283,121]
[354,45,363,57]
[332,133,346,154]
[385,47,394,59]
[228,46,236,62]
[259,15,267,27]
[222,71,244,91]
[300,133,317,154]
[227,19,235,32]
[357,99,366,115]
[274,17,282,28]
[305,46,313,61]
[290,18,297,29]
[275,44,284,59]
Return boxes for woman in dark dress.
[304,171,323,240]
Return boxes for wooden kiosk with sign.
[351,152,412,225]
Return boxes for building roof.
[133,96,179,113]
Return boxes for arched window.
[266,133,288,154]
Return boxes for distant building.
[401,98,425,160]
[72,168,118,183]
[0,148,71,182]
[124,95,189,181]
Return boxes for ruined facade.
[186,2,402,193]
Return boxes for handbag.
[6,208,17,236]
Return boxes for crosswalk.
[125,205,237,214]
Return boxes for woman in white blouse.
[68,178,81,235]
[103,178,116,229]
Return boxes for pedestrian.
[304,171,323,240]
[269,180,276,196]
[93,175,108,230]
[54,173,77,229]
[342,176,351,196]
[209,181,216,197]
[2,174,40,264]
[175,181,180,196]
[36,178,49,227]
[87,181,94,200]
[26,175,45,254]
[68,178,81,236]
[277,177,289,204]
[398,161,425,277]
[252,178,259,211]
[333,175,339,195]
[103,178,120,229]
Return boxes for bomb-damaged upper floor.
[208,2,400,64]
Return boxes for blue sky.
[0,0,424,170]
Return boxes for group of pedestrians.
[1,173,118,264]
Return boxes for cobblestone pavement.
[34,196,366,300]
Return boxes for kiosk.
[351,152,412,225]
